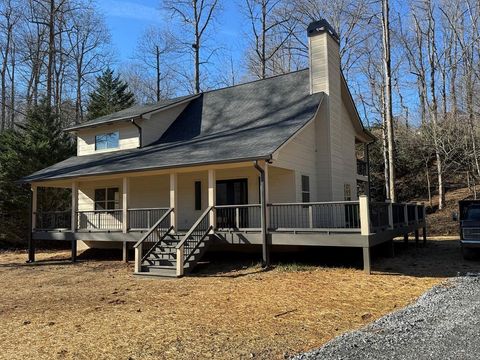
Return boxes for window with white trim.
[94,188,119,210]
[95,131,119,150]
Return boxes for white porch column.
[359,195,370,236]
[31,184,37,230]
[208,169,216,230]
[71,181,78,231]
[170,173,178,230]
[122,177,129,233]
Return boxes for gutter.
[131,118,142,148]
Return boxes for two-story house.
[22,20,426,277]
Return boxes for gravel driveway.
[294,275,480,360]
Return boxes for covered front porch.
[28,160,427,276]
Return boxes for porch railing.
[392,203,405,227]
[269,201,361,230]
[35,210,71,230]
[76,210,123,231]
[407,204,417,224]
[128,207,170,230]
[369,202,390,232]
[215,204,261,230]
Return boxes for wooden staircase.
[134,207,214,278]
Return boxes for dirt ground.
[1,238,479,360]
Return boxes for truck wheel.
[462,246,477,260]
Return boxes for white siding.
[273,121,318,202]
[140,103,189,146]
[76,123,139,156]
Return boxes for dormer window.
[95,131,119,150]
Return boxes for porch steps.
[138,232,210,277]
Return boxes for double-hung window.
[94,188,119,210]
[95,131,119,150]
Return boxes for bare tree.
[164,0,221,94]
[66,3,110,123]
[135,27,174,102]
[381,0,396,201]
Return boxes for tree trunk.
[46,0,55,105]
[382,0,396,202]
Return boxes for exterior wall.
[128,175,169,208]
[268,166,296,203]
[140,103,189,146]
[273,121,318,202]
[177,171,208,230]
[76,122,139,156]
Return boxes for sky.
[97,0,246,68]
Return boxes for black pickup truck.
[455,200,480,259]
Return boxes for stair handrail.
[175,206,213,250]
[133,208,174,249]
[175,206,214,276]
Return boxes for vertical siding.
[76,123,139,156]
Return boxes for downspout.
[131,118,142,148]
[254,160,269,268]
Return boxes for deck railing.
[76,210,123,231]
[128,208,170,230]
[369,202,390,231]
[215,204,261,230]
[392,203,406,227]
[35,210,71,230]
[269,201,361,230]
[407,204,417,224]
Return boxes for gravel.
[294,275,480,360]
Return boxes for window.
[95,131,119,150]
[94,188,119,210]
[301,175,310,202]
[344,183,352,201]
[194,181,202,210]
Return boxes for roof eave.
[20,154,273,184]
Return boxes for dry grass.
[1,238,479,360]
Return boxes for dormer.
[66,94,198,156]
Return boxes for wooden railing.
[176,206,213,276]
[392,203,406,227]
[133,208,174,272]
[128,207,170,230]
[269,201,360,230]
[76,210,123,231]
[215,204,261,230]
[369,202,390,231]
[35,210,71,230]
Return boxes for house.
[22,20,426,277]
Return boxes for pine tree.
[0,99,74,242]
[86,68,135,120]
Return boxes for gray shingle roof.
[23,70,323,183]
[64,94,197,131]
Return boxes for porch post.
[359,195,370,236]
[71,182,78,231]
[170,173,178,231]
[208,169,216,230]
[71,181,78,262]
[122,177,129,233]
[264,162,270,230]
[31,184,37,231]
[254,161,269,268]
[27,185,36,263]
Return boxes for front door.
[216,179,248,228]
